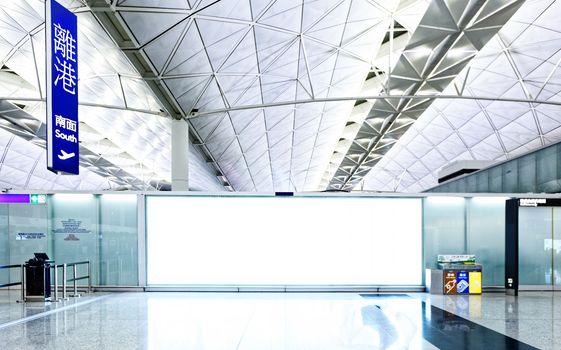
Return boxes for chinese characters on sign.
[53,23,77,95]
[55,114,78,143]
[47,0,79,174]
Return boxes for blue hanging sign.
[46,0,79,174]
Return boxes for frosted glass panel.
[8,204,49,265]
[518,155,535,192]
[475,172,488,192]
[489,167,502,192]
[553,208,561,287]
[428,142,561,193]
[423,197,465,269]
[7,204,48,282]
[51,194,99,285]
[519,207,552,286]
[0,205,8,283]
[467,197,506,286]
[503,161,518,192]
[99,194,138,286]
[146,196,423,286]
[536,146,557,192]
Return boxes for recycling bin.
[427,264,482,295]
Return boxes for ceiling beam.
[84,0,232,190]
[188,93,558,118]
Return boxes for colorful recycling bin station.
[427,255,482,295]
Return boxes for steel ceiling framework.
[363,0,561,192]
[0,100,154,190]
[1,0,561,192]
[323,0,526,191]
[0,0,225,191]
[85,0,430,192]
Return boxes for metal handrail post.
[71,264,80,297]
[73,265,77,296]
[53,265,59,302]
[62,264,67,300]
[87,261,91,293]
[17,264,25,303]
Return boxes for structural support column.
[171,119,189,191]
[505,198,519,296]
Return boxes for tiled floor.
[0,290,556,349]
[413,292,561,349]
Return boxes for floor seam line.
[0,294,112,330]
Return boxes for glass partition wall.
[99,195,138,286]
[0,205,7,283]
[51,194,99,286]
[0,194,138,287]
[423,197,506,287]
[0,192,539,289]
[0,203,49,284]
[8,204,49,283]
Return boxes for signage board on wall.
[53,218,90,241]
[53,218,91,235]
[519,198,547,207]
[46,0,79,174]
[16,232,46,240]
[0,194,46,204]
[519,198,561,207]
[0,194,31,204]
[30,194,46,204]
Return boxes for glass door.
[553,208,561,290]
[519,207,554,290]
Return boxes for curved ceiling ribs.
[363,0,561,192]
[0,100,153,190]
[324,0,525,191]
[92,0,411,192]
[3,0,559,193]
[0,0,226,191]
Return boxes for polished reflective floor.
[0,291,557,349]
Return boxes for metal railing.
[63,261,91,298]
[0,264,25,302]
[0,261,90,303]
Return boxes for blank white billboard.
[146,196,422,286]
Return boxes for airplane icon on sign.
[58,150,75,160]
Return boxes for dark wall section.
[505,198,519,295]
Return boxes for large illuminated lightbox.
[146,196,422,286]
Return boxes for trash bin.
[25,253,52,301]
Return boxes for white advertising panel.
[146,196,422,285]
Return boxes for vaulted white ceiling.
[363,0,561,192]
[0,0,224,191]
[109,0,430,191]
[1,0,560,193]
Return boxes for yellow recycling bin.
[469,271,482,294]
